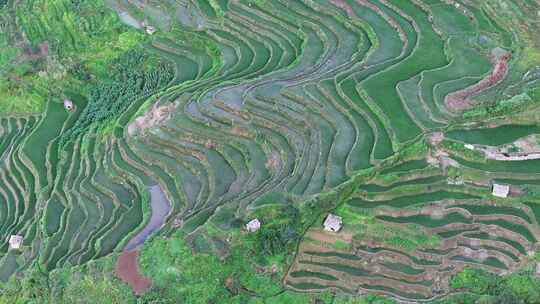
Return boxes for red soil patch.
[115,250,152,296]
[445,53,511,112]
[127,98,176,136]
[330,0,354,17]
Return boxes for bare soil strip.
[115,250,152,296]
[445,53,511,112]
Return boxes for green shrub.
[334,239,350,251]
[0,259,136,304]
[462,92,535,120]
[253,224,300,257]
[60,49,174,145]
[139,233,229,303]
[62,276,135,304]
[334,294,396,304]
[505,274,540,303]
[450,267,540,303]
[450,267,497,294]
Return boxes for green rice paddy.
[1,0,540,302]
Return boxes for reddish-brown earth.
[445,53,511,112]
[115,250,152,296]
[330,0,354,17]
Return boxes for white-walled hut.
[141,21,157,35]
[63,99,75,112]
[145,25,157,35]
[323,214,343,232]
[8,235,23,250]
[492,183,510,198]
[245,218,261,233]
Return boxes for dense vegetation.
[447,266,540,303]
[60,49,174,144]
[0,0,144,113]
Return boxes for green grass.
[299,260,370,277]
[381,262,424,275]
[290,270,338,281]
[377,212,472,228]
[0,82,45,114]
[304,251,361,261]
[455,204,532,224]
[349,191,479,209]
[457,157,540,174]
[380,159,429,174]
[447,125,540,146]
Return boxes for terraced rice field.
[1,0,540,301]
[288,190,540,300]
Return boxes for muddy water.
[124,184,171,251]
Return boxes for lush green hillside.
[0,0,540,302]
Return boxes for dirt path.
[116,250,152,296]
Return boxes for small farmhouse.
[9,235,23,250]
[492,183,510,198]
[145,25,157,35]
[245,219,261,232]
[323,214,343,232]
[63,99,74,112]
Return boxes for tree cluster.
[60,49,174,146]
[449,267,540,303]
[252,205,301,257]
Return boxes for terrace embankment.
[287,199,540,301]
[1,1,538,301]
[287,143,540,301]
[29,0,522,276]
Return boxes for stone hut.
[245,219,261,233]
[9,235,23,250]
[492,183,510,198]
[323,214,343,232]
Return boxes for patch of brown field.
[265,151,281,172]
[127,99,176,136]
[306,228,353,244]
[330,0,354,17]
[115,250,152,296]
[445,53,511,112]
[428,132,444,146]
